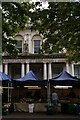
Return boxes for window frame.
[33,40,41,54]
[17,40,23,54]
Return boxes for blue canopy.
[0,72,11,83]
[50,71,79,86]
[13,70,47,86]
[14,70,38,81]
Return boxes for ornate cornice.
[3,53,66,59]
[3,53,66,63]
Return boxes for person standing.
[52,91,58,107]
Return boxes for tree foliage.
[2,2,34,57]
[30,2,80,62]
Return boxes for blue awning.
[50,71,79,86]
[14,70,38,82]
[0,72,11,83]
[13,70,47,86]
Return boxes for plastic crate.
[68,104,76,114]
[76,105,80,115]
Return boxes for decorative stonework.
[3,53,66,64]
[3,58,65,64]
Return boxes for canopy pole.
[47,81,51,104]
[17,86,19,101]
[10,83,12,102]
[8,83,9,102]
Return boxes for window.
[13,67,21,79]
[52,66,63,77]
[74,66,79,78]
[34,40,40,53]
[17,40,22,53]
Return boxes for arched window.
[17,40,22,53]
[15,35,24,53]
[32,35,42,54]
[34,40,41,53]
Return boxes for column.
[43,63,47,80]
[4,63,8,74]
[48,63,52,80]
[47,63,52,104]
[21,63,25,77]
[0,64,3,72]
[71,63,74,76]
[26,62,29,74]
[66,63,69,73]
[8,83,9,102]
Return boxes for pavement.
[1,112,80,120]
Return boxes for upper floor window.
[32,35,42,54]
[34,40,40,53]
[15,35,23,54]
[17,40,22,53]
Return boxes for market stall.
[12,70,47,113]
[0,72,13,115]
[49,71,80,114]
[11,70,80,114]
[0,72,12,103]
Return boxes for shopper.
[52,91,58,107]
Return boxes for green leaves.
[2,2,80,62]
[2,2,35,58]
[30,2,80,62]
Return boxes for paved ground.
[1,112,80,120]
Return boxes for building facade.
[1,28,80,80]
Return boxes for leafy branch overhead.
[2,2,35,57]
[2,2,80,62]
[30,2,80,62]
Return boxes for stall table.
[14,103,46,112]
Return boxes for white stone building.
[1,27,80,80]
